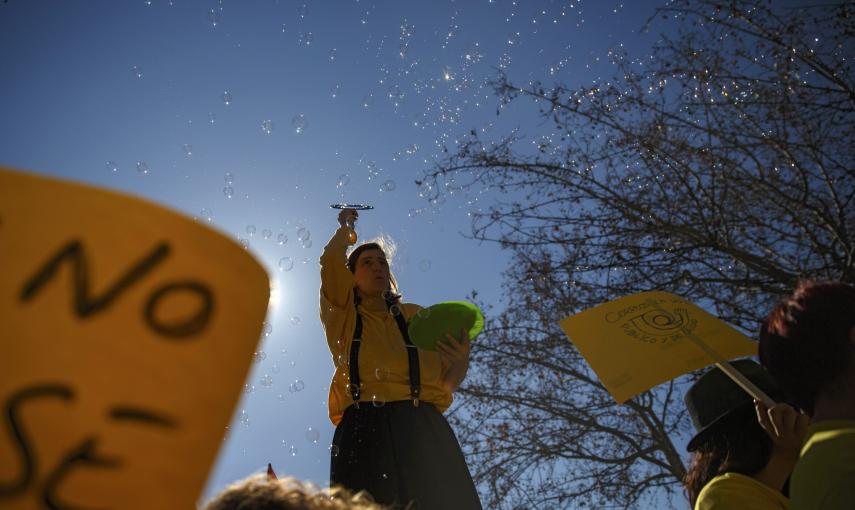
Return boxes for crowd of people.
[200,209,854,509]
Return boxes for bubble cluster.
[380,180,396,192]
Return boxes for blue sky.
[0,0,673,504]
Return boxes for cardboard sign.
[0,168,269,509]
[559,291,757,404]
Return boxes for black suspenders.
[347,289,421,407]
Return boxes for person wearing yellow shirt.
[760,281,855,510]
[320,207,482,510]
[683,359,808,510]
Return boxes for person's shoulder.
[696,473,787,510]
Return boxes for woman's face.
[353,248,390,296]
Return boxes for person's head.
[682,360,782,506]
[759,280,855,415]
[347,242,399,298]
[202,473,387,510]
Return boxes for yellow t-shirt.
[319,226,452,425]
[695,472,788,510]
[790,420,855,510]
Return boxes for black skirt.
[330,401,482,510]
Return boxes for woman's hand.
[337,208,358,228]
[754,400,810,462]
[437,328,471,393]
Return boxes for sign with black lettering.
[0,167,269,509]
[559,291,757,403]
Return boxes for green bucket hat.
[407,301,484,351]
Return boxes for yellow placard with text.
[559,291,757,404]
[0,168,269,509]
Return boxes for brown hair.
[759,280,855,414]
[202,473,388,510]
[682,403,774,506]
[346,242,400,298]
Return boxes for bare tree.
[422,1,854,508]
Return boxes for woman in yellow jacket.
[320,208,482,510]
[683,359,808,510]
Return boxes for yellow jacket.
[319,227,452,425]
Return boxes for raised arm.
[319,209,358,310]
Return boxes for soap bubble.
[239,409,250,425]
[253,350,267,362]
[262,229,272,240]
[107,161,118,173]
[239,238,249,250]
[243,384,255,394]
[290,316,302,326]
[336,174,350,188]
[305,427,320,444]
[182,144,193,156]
[291,114,308,134]
[297,227,311,241]
[208,112,217,124]
[262,321,273,337]
[297,3,307,18]
[361,93,374,109]
[277,233,289,245]
[289,445,298,456]
[209,8,222,27]
[246,225,257,236]
[224,172,234,183]
[297,31,313,47]
[132,65,143,78]
[136,162,150,174]
[328,48,337,62]
[301,239,313,249]
[330,444,340,457]
[380,180,396,192]
[261,119,274,134]
[272,363,280,374]
[367,161,380,180]
[222,91,232,105]
[278,257,294,271]
[260,374,274,387]
[200,208,213,222]
[223,186,234,199]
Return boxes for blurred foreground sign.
[0,168,269,509]
[559,291,756,404]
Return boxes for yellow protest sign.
[0,167,269,509]
[559,291,757,404]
